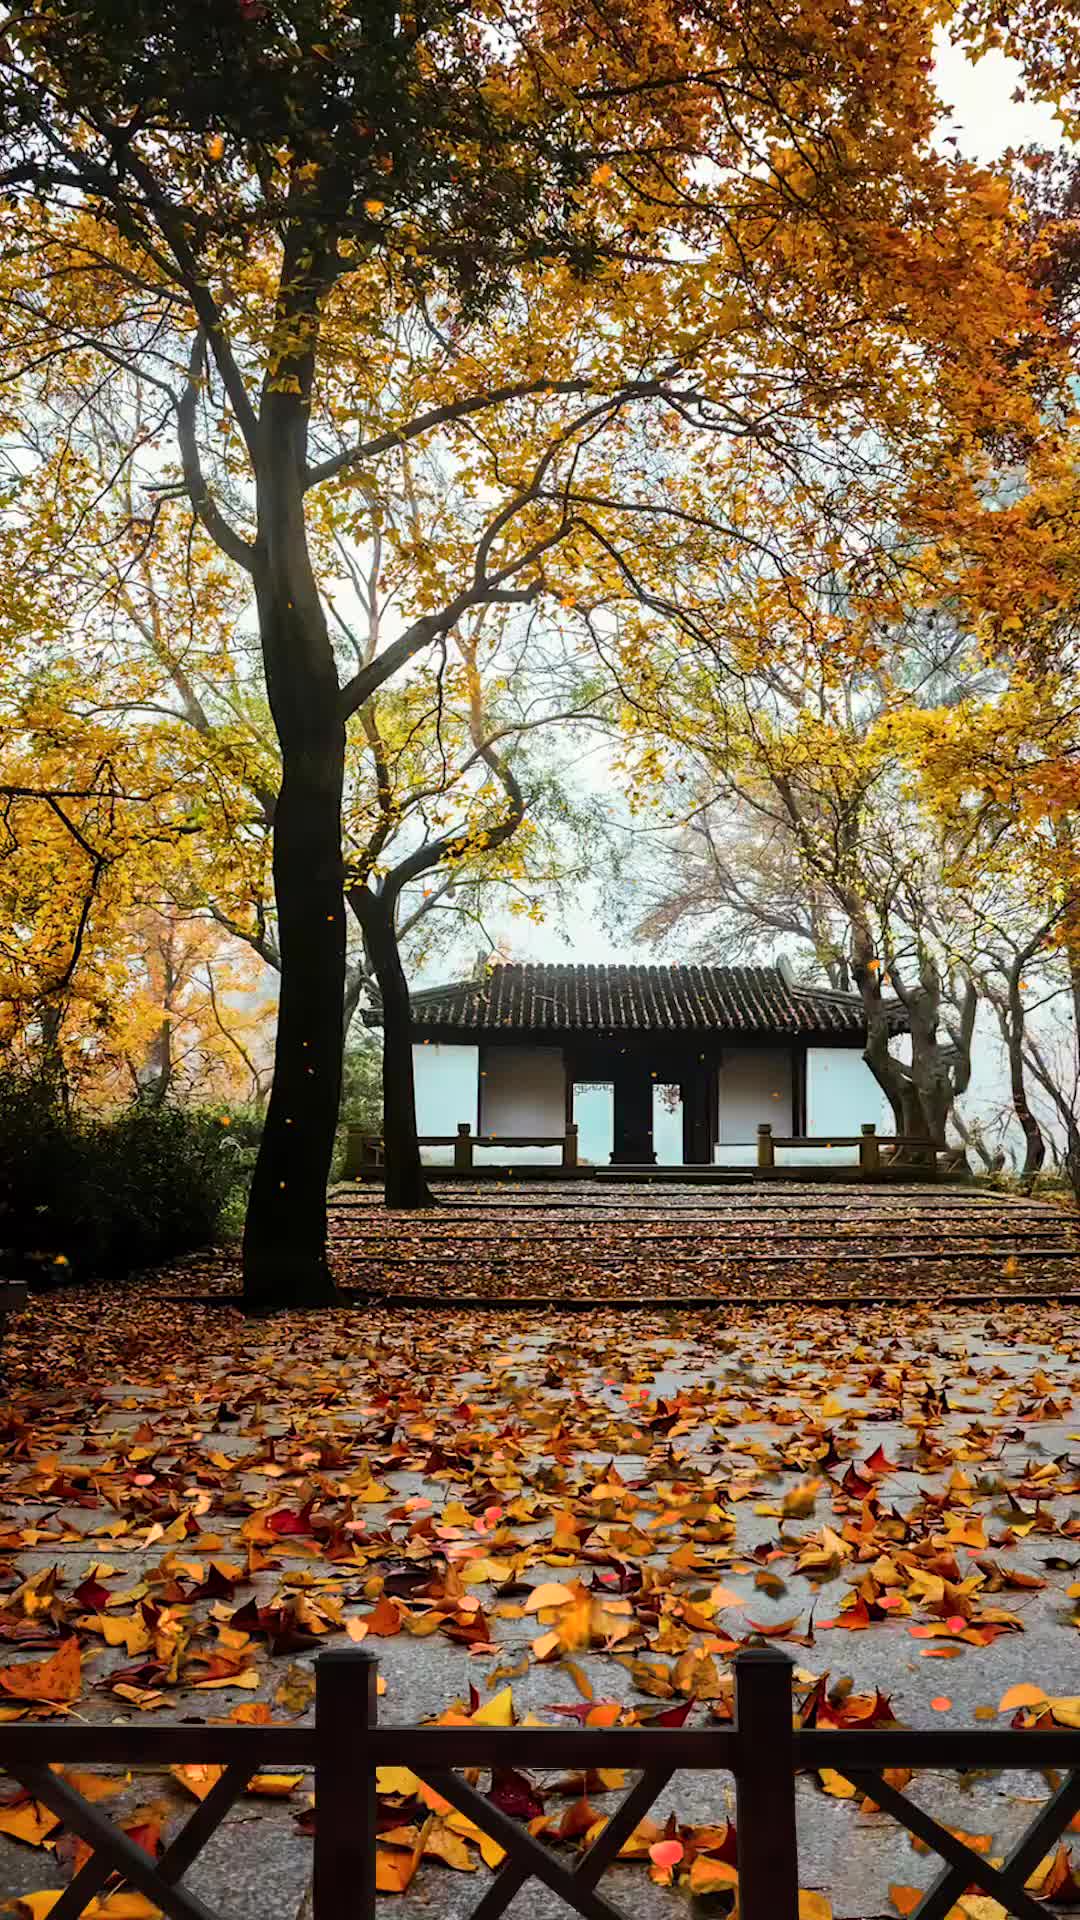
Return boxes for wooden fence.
[756,1122,940,1175]
[1,1648,1078,1919]
[343,1123,579,1175]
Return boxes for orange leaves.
[0,1639,80,1704]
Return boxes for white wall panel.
[716,1046,792,1157]
[481,1046,566,1136]
[412,1043,478,1163]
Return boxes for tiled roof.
[368,963,877,1036]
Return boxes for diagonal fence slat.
[466,1765,675,1920]
[417,1766,629,1920]
[912,1768,1080,1920]
[836,1769,1049,1920]
[43,1762,252,1920]
[10,1766,229,1920]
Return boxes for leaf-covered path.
[3,1235,1080,1917]
[330,1180,1080,1302]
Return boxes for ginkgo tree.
[0,0,1056,1303]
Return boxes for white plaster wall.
[802,1046,891,1165]
[714,1047,792,1163]
[412,1042,478,1164]
[477,1046,566,1163]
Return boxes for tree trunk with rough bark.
[242,366,344,1310]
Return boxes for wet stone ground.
[1,1187,1079,1917]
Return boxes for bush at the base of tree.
[0,1076,254,1283]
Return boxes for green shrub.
[0,1076,253,1282]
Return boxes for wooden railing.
[344,1123,578,1175]
[1,1648,1077,1920]
[756,1122,939,1175]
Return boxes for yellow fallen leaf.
[689,1857,738,1893]
[471,1686,513,1727]
[998,1683,1049,1712]
[7,1899,160,1920]
[0,1798,60,1846]
[376,1766,422,1798]
[524,1584,576,1613]
[192,1668,260,1690]
[800,1894,833,1920]
[247,1773,303,1797]
[170,1764,225,1801]
[445,1810,505,1869]
[818,1770,857,1800]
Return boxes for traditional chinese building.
[371,959,895,1166]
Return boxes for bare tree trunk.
[1002,989,1045,1178]
[349,888,434,1209]
[242,371,343,1309]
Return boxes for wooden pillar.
[757,1122,775,1168]
[453,1123,473,1171]
[562,1122,578,1168]
[734,1649,799,1920]
[611,1066,656,1164]
[314,1648,378,1919]
[859,1123,880,1173]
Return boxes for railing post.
[859,1122,880,1174]
[756,1122,774,1169]
[734,1647,799,1920]
[454,1122,474,1172]
[563,1122,578,1168]
[314,1647,378,1920]
[341,1124,362,1180]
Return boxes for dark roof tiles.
[388,962,869,1036]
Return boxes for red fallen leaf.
[71,1577,112,1611]
[266,1504,316,1537]
[644,1699,695,1728]
[192,1564,241,1601]
[649,1838,684,1868]
[489,1769,545,1820]
[743,1616,801,1638]
[124,1819,163,1858]
[863,1445,898,1476]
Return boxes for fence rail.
[756,1121,940,1174]
[343,1122,579,1174]
[1,1648,1077,1920]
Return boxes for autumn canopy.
[0,0,1077,1299]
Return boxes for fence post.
[563,1122,579,1169]
[859,1123,880,1174]
[454,1123,474,1172]
[756,1122,774,1169]
[734,1647,799,1920]
[341,1125,362,1180]
[314,1647,378,1920]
